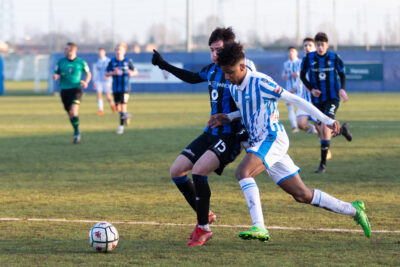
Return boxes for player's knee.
[292,189,313,203]
[235,168,248,180]
[170,165,185,178]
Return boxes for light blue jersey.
[93,57,111,83]
[229,68,285,145]
[282,58,301,93]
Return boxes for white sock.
[198,224,210,231]
[287,105,298,129]
[239,178,265,228]
[97,99,104,111]
[311,189,356,216]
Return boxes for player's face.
[316,41,329,56]
[115,46,126,58]
[64,45,76,58]
[98,49,106,58]
[303,41,316,54]
[288,48,298,60]
[221,61,246,85]
[209,40,224,65]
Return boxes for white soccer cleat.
[116,125,124,134]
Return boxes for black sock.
[320,139,330,166]
[171,175,196,212]
[192,174,211,226]
[119,112,124,125]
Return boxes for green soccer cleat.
[352,200,371,238]
[238,226,270,242]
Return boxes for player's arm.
[128,59,138,77]
[152,49,204,84]
[280,90,340,134]
[282,62,288,80]
[53,62,60,81]
[105,61,117,77]
[208,111,242,128]
[336,55,348,102]
[80,62,91,89]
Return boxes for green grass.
[0,92,399,266]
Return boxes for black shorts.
[113,92,130,104]
[314,99,340,120]
[180,132,242,175]
[60,88,82,111]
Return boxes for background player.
[209,42,371,242]
[281,46,300,133]
[300,32,352,173]
[152,27,247,246]
[53,42,91,144]
[92,47,115,115]
[106,43,138,134]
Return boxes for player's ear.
[240,62,246,71]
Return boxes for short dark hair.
[288,46,297,51]
[217,42,244,67]
[66,42,77,49]
[98,47,105,51]
[314,32,328,43]
[208,27,236,46]
[303,37,315,44]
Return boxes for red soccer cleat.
[187,227,213,246]
[189,212,216,239]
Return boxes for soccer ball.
[89,222,119,252]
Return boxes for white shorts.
[296,108,317,123]
[247,132,300,184]
[95,82,112,94]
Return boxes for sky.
[5,0,400,46]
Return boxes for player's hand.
[291,73,298,78]
[282,74,288,80]
[327,120,341,136]
[92,82,97,90]
[290,88,296,93]
[152,49,166,70]
[80,80,88,88]
[208,114,230,128]
[311,88,321,97]
[339,89,348,103]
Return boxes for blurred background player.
[106,43,138,134]
[53,42,91,144]
[92,47,116,115]
[152,27,250,246]
[281,46,300,133]
[295,39,318,135]
[209,41,371,242]
[300,32,352,173]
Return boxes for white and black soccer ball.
[89,222,119,252]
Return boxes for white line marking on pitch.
[1,217,399,234]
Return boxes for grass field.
[0,90,399,266]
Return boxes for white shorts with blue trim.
[296,108,317,123]
[95,81,112,94]
[247,132,300,184]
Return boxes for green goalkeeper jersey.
[54,57,90,90]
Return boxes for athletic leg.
[287,103,298,132]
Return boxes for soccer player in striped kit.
[106,43,138,134]
[92,48,115,115]
[281,46,301,133]
[300,32,352,173]
[209,42,371,242]
[152,27,257,246]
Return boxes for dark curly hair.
[217,42,244,67]
[314,32,329,43]
[208,27,236,46]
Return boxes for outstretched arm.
[280,90,340,134]
[152,49,204,84]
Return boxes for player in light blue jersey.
[295,38,318,135]
[209,42,371,241]
[282,46,300,133]
[92,48,116,115]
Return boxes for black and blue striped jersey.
[106,57,135,93]
[300,51,345,104]
[198,63,240,136]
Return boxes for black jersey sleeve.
[335,54,346,89]
[161,61,205,84]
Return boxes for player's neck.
[67,55,77,61]
[238,69,248,86]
